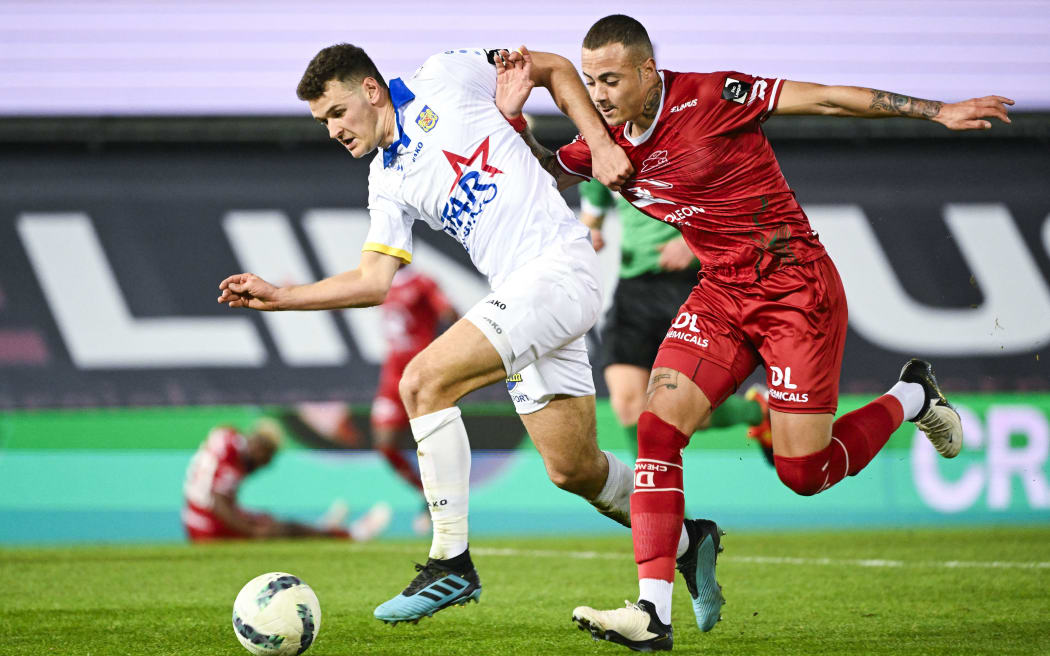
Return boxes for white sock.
[886,381,925,422]
[675,524,689,559]
[638,578,673,625]
[590,450,633,528]
[410,407,471,560]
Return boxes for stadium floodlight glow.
[1,1,1046,115]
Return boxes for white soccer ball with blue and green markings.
[232,572,322,656]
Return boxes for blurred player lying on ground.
[181,418,391,542]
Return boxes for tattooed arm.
[517,126,586,191]
[775,81,1013,130]
[494,45,633,189]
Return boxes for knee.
[773,452,825,496]
[636,411,690,457]
[398,360,438,416]
[610,389,646,428]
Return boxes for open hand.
[936,95,1013,130]
[494,45,534,120]
[218,273,281,311]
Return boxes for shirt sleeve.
[413,48,497,100]
[578,178,615,217]
[364,181,415,264]
[555,134,594,180]
[701,71,784,133]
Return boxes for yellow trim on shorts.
[362,242,412,263]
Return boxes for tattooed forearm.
[520,127,576,188]
[868,89,943,120]
[641,76,663,122]
[519,128,555,172]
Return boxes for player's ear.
[362,77,384,105]
[640,57,657,81]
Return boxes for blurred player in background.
[496,14,1011,650]
[181,418,391,542]
[372,267,457,532]
[579,179,774,464]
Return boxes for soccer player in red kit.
[182,418,390,542]
[494,15,1012,650]
[372,267,457,528]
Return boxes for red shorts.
[652,255,847,414]
[371,350,417,429]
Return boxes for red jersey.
[558,70,826,284]
[182,427,248,536]
[382,269,452,355]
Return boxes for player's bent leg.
[376,321,505,625]
[769,358,958,497]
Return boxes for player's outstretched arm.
[776,81,1013,130]
[218,250,401,311]
[496,45,633,189]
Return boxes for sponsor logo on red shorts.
[665,312,710,347]
[769,366,809,403]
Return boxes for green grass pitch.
[4,527,1049,655]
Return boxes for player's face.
[309,78,383,158]
[581,43,657,126]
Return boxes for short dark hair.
[582,14,654,62]
[296,43,387,101]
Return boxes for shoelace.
[404,562,446,594]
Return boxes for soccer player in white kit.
[217,43,648,624]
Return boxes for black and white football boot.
[573,599,673,652]
[899,358,963,458]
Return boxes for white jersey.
[364,48,587,287]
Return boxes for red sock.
[633,411,690,582]
[774,395,904,495]
[378,445,424,492]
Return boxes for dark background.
[1,115,1047,408]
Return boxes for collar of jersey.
[623,70,667,147]
[382,77,415,168]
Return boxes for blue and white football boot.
[675,518,725,632]
[374,549,481,625]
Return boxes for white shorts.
[465,238,602,414]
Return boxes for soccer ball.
[232,572,322,655]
